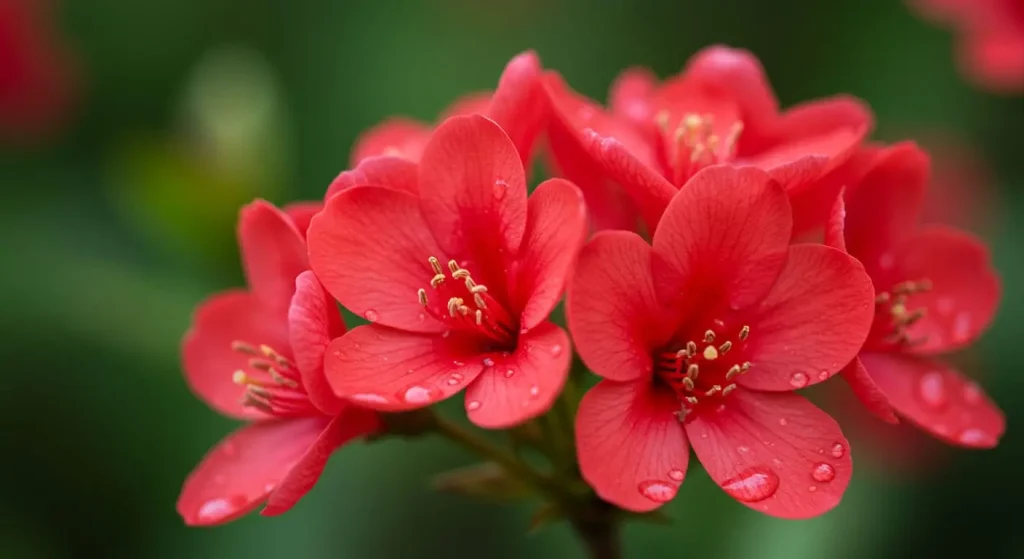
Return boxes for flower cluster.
[177,47,1005,528]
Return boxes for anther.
[739,325,750,340]
[429,257,443,275]
[268,368,298,388]
[726,364,741,380]
[683,377,695,391]
[875,292,891,304]
[686,341,697,357]
[675,348,688,359]
[475,310,483,326]
[687,364,699,379]
[722,384,737,396]
[473,293,487,309]
[260,345,291,368]
[453,269,470,280]
[232,370,250,385]
[703,345,719,360]
[705,385,722,396]
[470,285,487,294]
[741,362,752,373]
[418,288,428,306]
[447,298,462,317]
[719,341,732,354]
[685,396,700,405]
[704,330,716,343]
[249,358,272,371]
[448,260,460,274]
[430,274,446,288]
[231,341,258,355]
[240,392,274,413]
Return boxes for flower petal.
[262,407,380,516]
[513,178,588,330]
[238,199,309,315]
[464,322,571,428]
[823,187,847,251]
[840,356,899,424]
[568,231,669,382]
[350,117,431,165]
[282,202,322,238]
[487,50,547,169]
[681,45,779,133]
[651,165,791,310]
[576,380,689,512]
[609,66,658,130]
[740,244,875,391]
[860,352,1005,448]
[177,417,331,526]
[686,388,852,519]
[182,290,287,420]
[418,114,528,297]
[326,155,419,200]
[323,325,487,412]
[289,271,347,416]
[885,226,1000,354]
[308,185,447,333]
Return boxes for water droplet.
[953,312,972,342]
[789,372,809,388]
[363,309,379,322]
[452,360,465,367]
[720,467,780,503]
[400,385,438,405]
[482,357,495,367]
[197,495,246,523]
[221,441,238,457]
[504,368,515,378]
[467,400,481,411]
[441,330,452,338]
[956,427,996,447]
[779,418,788,426]
[451,373,463,381]
[918,371,947,409]
[529,385,540,397]
[493,179,508,199]
[830,443,845,459]
[963,382,982,405]
[700,432,709,439]
[550,344,563,356]
[264,483,277,493]
[446,378,460,386]
[737,446,750,454]
[811,463,836,483]
[818,370,829,381]
[638,480,677,503]
[417,312,426,322]
[350,393,388,405]
[668,469,685,481]
[808,485,817,493]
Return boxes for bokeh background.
[2,0,1022,557]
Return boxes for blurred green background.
[2,0,1022,557]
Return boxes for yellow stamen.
[703,345,719,360]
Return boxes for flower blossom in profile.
[178,200,379,526]
[826,142,1005,448]
[569,165,875,518]
[308,114,587,428]
[910,0,1024,93]
[543,45,872,233]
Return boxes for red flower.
[0,0,77,140]
[544,45,871,234]
[568,166,875,518]
[309,114,587,428]
[826,142,1005,446]
[178,200,379,526]
[910,0,1024,93]
[343,50,546,172]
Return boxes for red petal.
[464,322,571,428]
[238,200,309,315]
[740,244,875,391]
[745,126,865,192]
[681,45,779,133]
[326,155,419,200]
[418,114,528,297]
[182,290,286,420]
[575,380,689,512]
[350,117,431,165]
[840,356,899,424]
[262,407,380,516]
[323,325,487,412]
[282,202,322,238]
[860,352,1005,448]
[513,178,587,330]
[844,142,930,269]
[308,185,447,333]
[886,226,1000,354]
[289,271,347,416]
[761,96,872,176]
[823,186,847,251]
[488,50,547,169]
[686,389,852,519]
[177,417,331,526]
[790,145,880,239]
[609,66,658,130]
[651,165,791,310]
[568,231,668,382]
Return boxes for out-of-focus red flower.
[309,114,586,429]
[0,0,76,140]
[827,142,1005,447]
[346,51,546,172]
[568,166,875,518]
[543,45,872,234]
[178,201,380,526]
[918,132,999,232]
[910,0,1024,93]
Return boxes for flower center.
[229,341,315,417]
[872,278,931,347]
[416,257,517,348]
[655,322,753,421]
[654,111,744,188]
